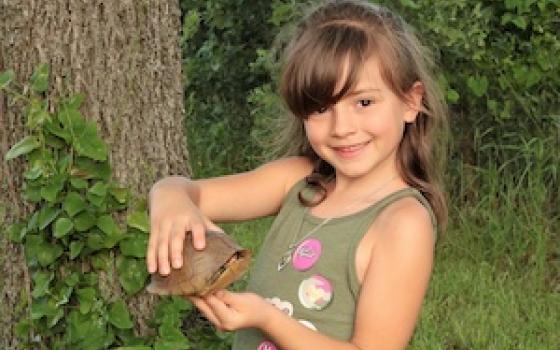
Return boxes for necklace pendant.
[277,251,292,271]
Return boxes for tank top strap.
[346,187,437,297]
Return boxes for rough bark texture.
[0,0,188,348]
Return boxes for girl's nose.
[331,105,357,137]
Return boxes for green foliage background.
[181,0,559,348]
[2,0,558,349]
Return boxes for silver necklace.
[277,175,398,271]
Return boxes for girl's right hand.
[146,182,222,275]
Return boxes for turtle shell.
[146,230,251,297]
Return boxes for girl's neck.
[311,164,407,218]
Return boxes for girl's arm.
[195,196,435,350]
[147,156,313,274]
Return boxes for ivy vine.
[1,65,193,350]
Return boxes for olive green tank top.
[232,180,436,350]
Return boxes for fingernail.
[194,241,204,250]
[173,258,182,268]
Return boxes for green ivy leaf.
[55,285,73,307]
[0,69,15,89]
[63,192,87,217]
[23,184,42,203]
[31,271,54,298]
[89,181,109,196]
[108,300,134,329]
[97,215,124,247]
[109,186,129,204]
[7,222,27,243]
[26,97,50,129]
[72,157,111,180]
[74,211,96,231]
[14,319,31,340]
[467,75,489,98]
[65,272,80,287]
[45,118,71,142]
[119,233,148,258]
[38,206,61,230]
[40,174,66,202]
[114,347,152,350]
[76,287,96,314]
[5,136,40,161]
[74,121,108,161]
[66,310,113,349]
[116,256,149,295]
[69,241,85,259]
[87,232,106,251]
[127,211,149,233]
[24,163,44,180]
[70,177,89,189]
[30,63,49,93]
[53,217,74,238]
[37,243,64,267]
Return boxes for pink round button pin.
[257,340,277,350]
[298,274,333,310]
[292,238,322,271]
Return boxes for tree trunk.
[0,0,188,348]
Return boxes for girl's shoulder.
[371,193,436,247]
[259,156,314,197]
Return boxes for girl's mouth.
[332,141,370,159]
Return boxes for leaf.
[31,271,54,298]
[108,300,134,329]
[24,163,44,180]
[74,211,96,231]
[399,0,420,9]
[7,222,27,243]
[119,233,148,258]
[38,206,61,230]
[76,288,96,314]
[71,157,111,180]
[40,174,66,202]
[55,285,73,307]
[5,136,40,161]
[14,319,31,340]
[70,177,89,189]
[89,181,108,196]
[53,217,74,238]
[37,243,64,267]
[127,211,149,233]
[69,241,85,259]
[45,119,71,142]
[63,192,87,217]
[467,75,488,98]
[73,121,108,161]
[97,215,124,247]
[116,256,149,295]
[87,232,105,251]
[30,63,49,93]
[109,186,129,204]
[65,272,80,287]
[0,69,15,89]
[26,97,50,129]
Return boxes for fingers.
[169,224,186,269]
[157,221,173,275]
[191,222,206,250]
[147,224,158,273]
[189,296,222,329]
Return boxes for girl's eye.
[358,99,373,107]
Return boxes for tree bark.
[0,0,188,348]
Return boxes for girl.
[147,0,448,349]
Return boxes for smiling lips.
[332,141,370,159]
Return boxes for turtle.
[146,230,251,297]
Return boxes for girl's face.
[303,56,422,181]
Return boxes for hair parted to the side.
[276,0,449,230]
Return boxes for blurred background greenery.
[180,0,559,348]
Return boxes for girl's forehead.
[334,55,384,95]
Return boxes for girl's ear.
[403,81,424,123]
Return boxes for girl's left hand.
[189,290,274,332]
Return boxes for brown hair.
[277,0,448,230]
